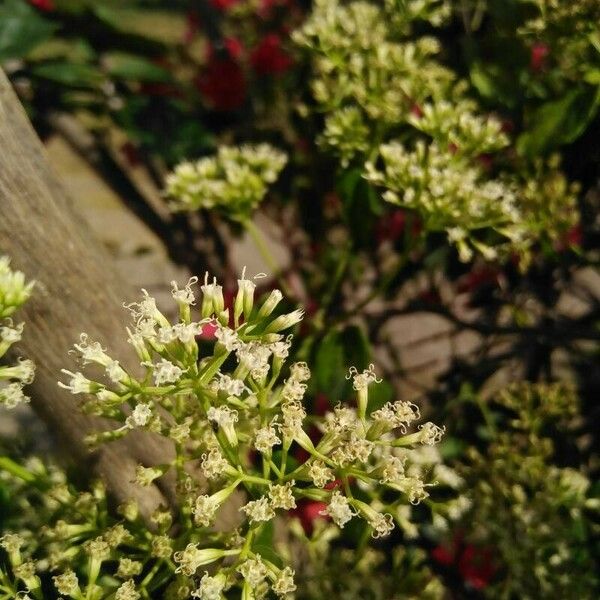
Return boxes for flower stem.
[244,219,293,297]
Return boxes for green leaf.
[0,0,57,61]
[93,5,185,45]
[337,169,377,245]
[252,544,283,568]
[314,331,345,402]
[340,325,371,372]
[31,61,104,88]
[104,52,172,82]
[517,86,600,156]
[470,61,518,109]
[367,379,394,413]
[252,524,283,569]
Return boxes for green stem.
[244,219,293,297]
[140,559,163,588]
[0,457,36,483]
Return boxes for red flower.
[376,209,421,244]
[199,321,218,340]
[431,543,455,566]
[250,34,293,76]
[29,0,54,10]
[183,11,201,44]
[457,266,501,294]
[530,42,550,71]
[417,288,441,305]
[432,535,496,590]
[313,393,330,416]
[458,545,495,590]
[477,153,494,171]
[120,142,141,167]
[197,39,246,111]
[258,0,296,20]
[566,224,582,248]
[210,0,240,11]
[376,210,407,243]
[555,224,583,252]
[291,500,329,535]
[410,103,423,118]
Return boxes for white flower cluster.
[165,144,287,220]
[365,140,520,261]
[58,270,446,593]
[0,257,35,409]
[294,0,455,160]
[295,0,571,263]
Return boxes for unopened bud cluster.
[165,144,287,220]
[0,257,35,410]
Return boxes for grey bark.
[0,69,174,516]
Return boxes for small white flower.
[200,448,230,480]
[134,465,163,487]
[258,289,283,318]
[346,435,374,463]
[125,289,164,325]
[115,579,140,600]
[106,360,128,384]
[346,363,381,390]
[282,377,306,402]
[0,321,23,344]
[192,572,226,600]
[254,424,281,453]
[268,482,296,510]
[73,333,113,367]
[237,556,268,589]
[393,476,433,504]
[281,400,306,439]
[236,341,272,371]
[174,544,223,576]
[217,374,246,397]
[201,273,225,317]
[215,325,240,352]
[321,491,356,528]
[324,405,358,435]
[58,370,96,395]
[126,403,152,428]
[369,512,395,538]
[418,422,445,445]
[0,533,24,552]
[1,358,35,384]
[240,496,275,523]
[207,405,239,446]
[265,309,304,333]
[193,495,220,527]
[289,361,310,381]
[53,570,79,596]
[171,276,198,306]
[152,359,185,386]
[272,566,296,597]
[270,336,292,359]
[381,456,406,483]
[309,460,335,488]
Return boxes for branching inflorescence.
[51,271,445,598]
[294,0,579,264]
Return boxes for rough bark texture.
[0,69,175,516]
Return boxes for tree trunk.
[0,69,175,516]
